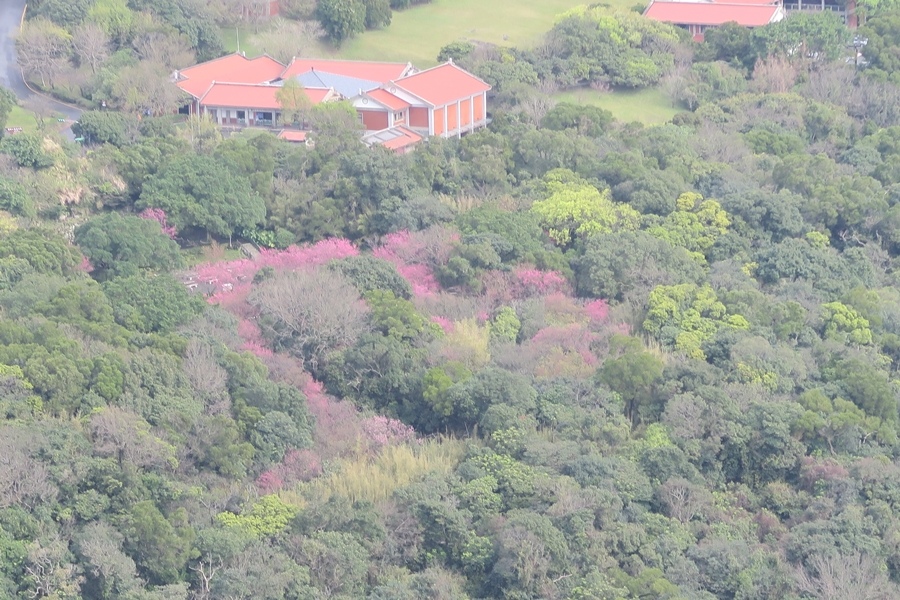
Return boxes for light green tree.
[821,301,873,345]
[531,169,640,246]
[644,283,749,359]
[217,494,299,538]
[646,192,730,262]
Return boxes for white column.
[428,109,434,136]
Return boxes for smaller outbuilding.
[644,0,785,40]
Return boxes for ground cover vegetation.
[7,4,900,600]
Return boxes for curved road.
[0,0,81,131]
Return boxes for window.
[394,111,404,121]
[237,110,246,119]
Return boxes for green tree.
[0,87,15,137]
[102,274,204,333]
[574,231,704,301]
[137,154,265,241]
[860,11,900,78]
[0,177,35,217]
[363,0,392,28]
[316,0,366,44]
[0,229,81,275]
[645,191,731,262]
[644,283,749,360]
[328,254,412,299]
[275,79,312,126]
[74,213,183,279]
[821,302,873,345]
[120,502,195,585]
[541,102,613,138]
[598,335,665,425]
[531,170,640,246]
[72,111,137,146]
[0,133,54,169]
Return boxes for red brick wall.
[409,107,428,129]
[433,107,445,136]
[460,97,472,127]
[473,94,485,122]
[447,102,458,133]
[359,110,388,131]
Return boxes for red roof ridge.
[384,80,434,106]
[397,60,492,88]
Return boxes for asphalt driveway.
[0,0,81,128]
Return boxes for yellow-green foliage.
[821,301,873,346]
[646,192,730,263]
[806,230,830,249]
[489,307,521,344]
[0,212,15,234]
[444,319,491,369]
[736,362,779,391]
[308,439,464,504]
[644,284,749,360]
[217,494,300,538]
[531,169,639,245]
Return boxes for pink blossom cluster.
[529,323,601,367]
[238,319,273,358]
[78,255,94,273]
[196,238,359,295]
[301,375,366,459]
[430,316,454,334]
[512,267,570,297]
[584,299,609,324]
[138,207,177,239]
[361,415,418,451]
[256,448,324,493]
[373,229,458,298]
[481,267,572,306]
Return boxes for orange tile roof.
[644,1,782,26]
[278,130,309,142]
[710,0,778,5]
[199,83,332,110]
[281,59,413,83]
[394,62,491,107]
[379,127,423,151]
[177,54,285,98]
[367,89,410,110]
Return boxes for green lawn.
[323,0,636,67]
[553,87,682,125]
[5,106,40,134]
[220,26,268,57]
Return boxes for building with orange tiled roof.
[175,55,491,153]
[176,54,286,99]
[644,0,784,40]
[349,61,491,138]
[198,83,336,127]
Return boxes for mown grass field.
[5,105,39,134]
[330,0,639,66]
[553,87,681,125]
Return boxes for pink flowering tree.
[373,228,458,298]
[361,415,418,452]
[138,207,177,239]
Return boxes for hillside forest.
[6,2,900,600]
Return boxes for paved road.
[0,0,81,130]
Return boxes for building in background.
[173,55,491,153]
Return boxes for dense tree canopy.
[4,7,900,600]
